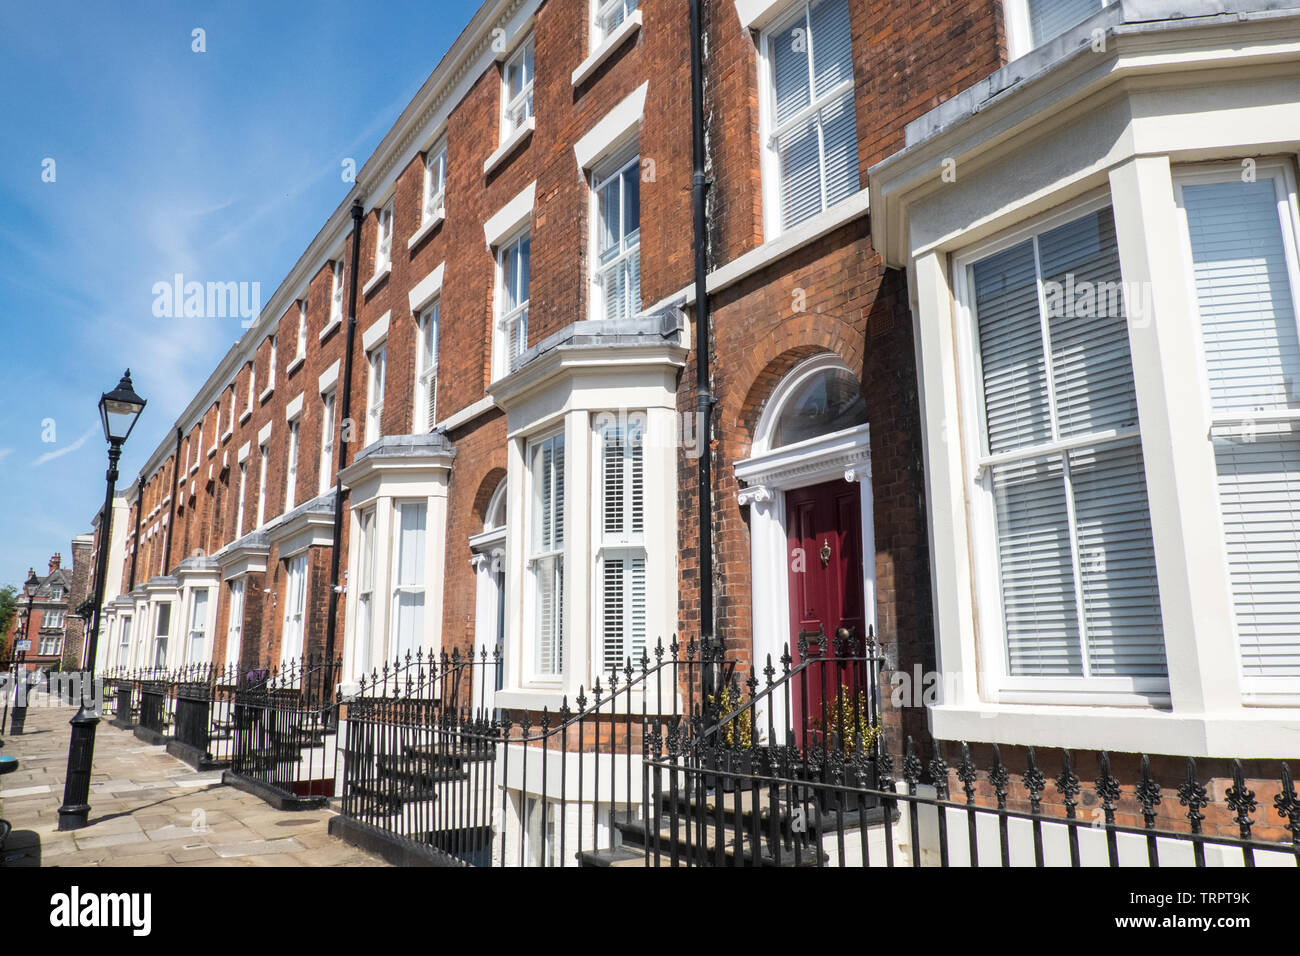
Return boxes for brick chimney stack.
[48,552,61,573]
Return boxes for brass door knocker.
[819,539,831,567]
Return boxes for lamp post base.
[56,704,100,831]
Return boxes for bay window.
[762,0,858,234]
[593,151,641,321]
[529,432,565,679]
[496,230,530,377]
[416,302,439,432]
[596,413,647,674]
[961,203,1167,685]
[1175,163,1300,686]
[390,501,428,661]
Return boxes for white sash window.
[154,603,172,668]
[285,417,300,511]
[423,142,446,224]
[282,555,307,664]
[319,389,336,495]
[330,259,345,325]
[529,432,565,678]
[497,231,530,377]
[595,0,637,42]
[390,501,427,661]
[256,442,269,527]
[366,344,386,445]
[762,0,858,233]
[963,204,1166,684]
[225,580,244,670]
[1176,164,1300,686]
[596,413,647,675]
[375,200,394,274]
[356,508,377,674]
[416,303,440,432]
[502,36,535,140]
[187,588,209,664]
[593,152,641,322]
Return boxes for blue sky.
[0,1,471,590]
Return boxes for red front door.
[785,480,865,745]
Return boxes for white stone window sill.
[407,209,445,250]
[188,463,199,476]
[572,11,641,87]
[239,409,252,425]
[319,317,342,341]
[483,117,535,175]
[287,354,305,374]
[259,385,275,403]
[221,428,233,444]
[206,445,217,459]
[495,687,566,712]
[362,262,391,296]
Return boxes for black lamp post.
[57,370,145,831]
[8,570,40,734]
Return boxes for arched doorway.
[735,354,876,732]
[470,478,507,710]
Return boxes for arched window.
[756,355,866,453]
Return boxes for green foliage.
[709,682,754,748]
[0,584,17,657]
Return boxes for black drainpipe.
[690,0,716,692]
[324,198,365,685]
[163,427,182,573]
[128,470,144,589]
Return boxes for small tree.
[0,584,17,658]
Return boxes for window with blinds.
[417,303,439,432]
[597,413,647,674]
[593,151,641,321]
[1178,167,1300,684]
[366,344,386,445]
[225,580,244,669]
[282,555,307,665]
[765,0,858,232]
[529,432,565,677]
[968,205,1166,680]
[390,501,427,662]
[497,231,530,377]
[319,389,335,495]
[357,508,377,673]
[188,588,209,664]
[1025,0,1107,48]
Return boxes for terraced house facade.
[89,0,1300,865]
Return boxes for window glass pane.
[809,0,853,97]
[1039,208,1139,437]
[599,178,620,261]
[771,367,866,448]
[1029,0,1104,47]
[777,115,821,230]
[396,503,427,586]
[819,92,858,209]
[973,240,1051,452]
[993,457,1081,676]
[771,13,811,124]
[622,164,640,241]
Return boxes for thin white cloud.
[0,449,13,467]
[31,425,96,467]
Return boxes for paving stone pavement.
[0,692,388,867]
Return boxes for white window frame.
[282,555,308,665]
[593,411,648,680]
[757,0,858,240]
[416,302,440,432]
[952,192,1168,704]
[154,602,172,669]
[526,429,566,683]
[375,200,394,276]
[501,35,535,142]
[235,461,247,538]
[40,635,61,656]
[225,579,244,670]
[330,258,345,327]
[285,415,301,511]
[389,499,429,662]
[296,297,308,361]
[319,389,336,495]
[45,609,66,630]
[187,588,210,664]
[593,0,638,44]
[495,229,530,380]
[1173,159,1300,700]
[265,336,277,396]
[423,141,447,225]
[256,442,269,528]
[590,148,642,322]
[366,344,387,446]
[246,362,256,418]
[118,613,132,668]
[356,506,377,674]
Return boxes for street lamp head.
[99,369,147,444]
[24,569,40,593]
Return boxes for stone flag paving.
[0,693,386,867]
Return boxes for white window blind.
[319,390,336,495]
[391,501,427,662]
[530,433,565,677]
[598,414,647,673]
[594,153,641,321]
[1180,171,1300,682]
[1027,0,1106,47]
[970,205,1166,679]
[417,304,439,431]
[188,588,209,664]
[767,0,858,231]
[498,232,530,377]
[503,37,535,139]
[367,345,386,445]
[282,555,307,664]
[225,580,244,670]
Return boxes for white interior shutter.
[1184,177,1300,680]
